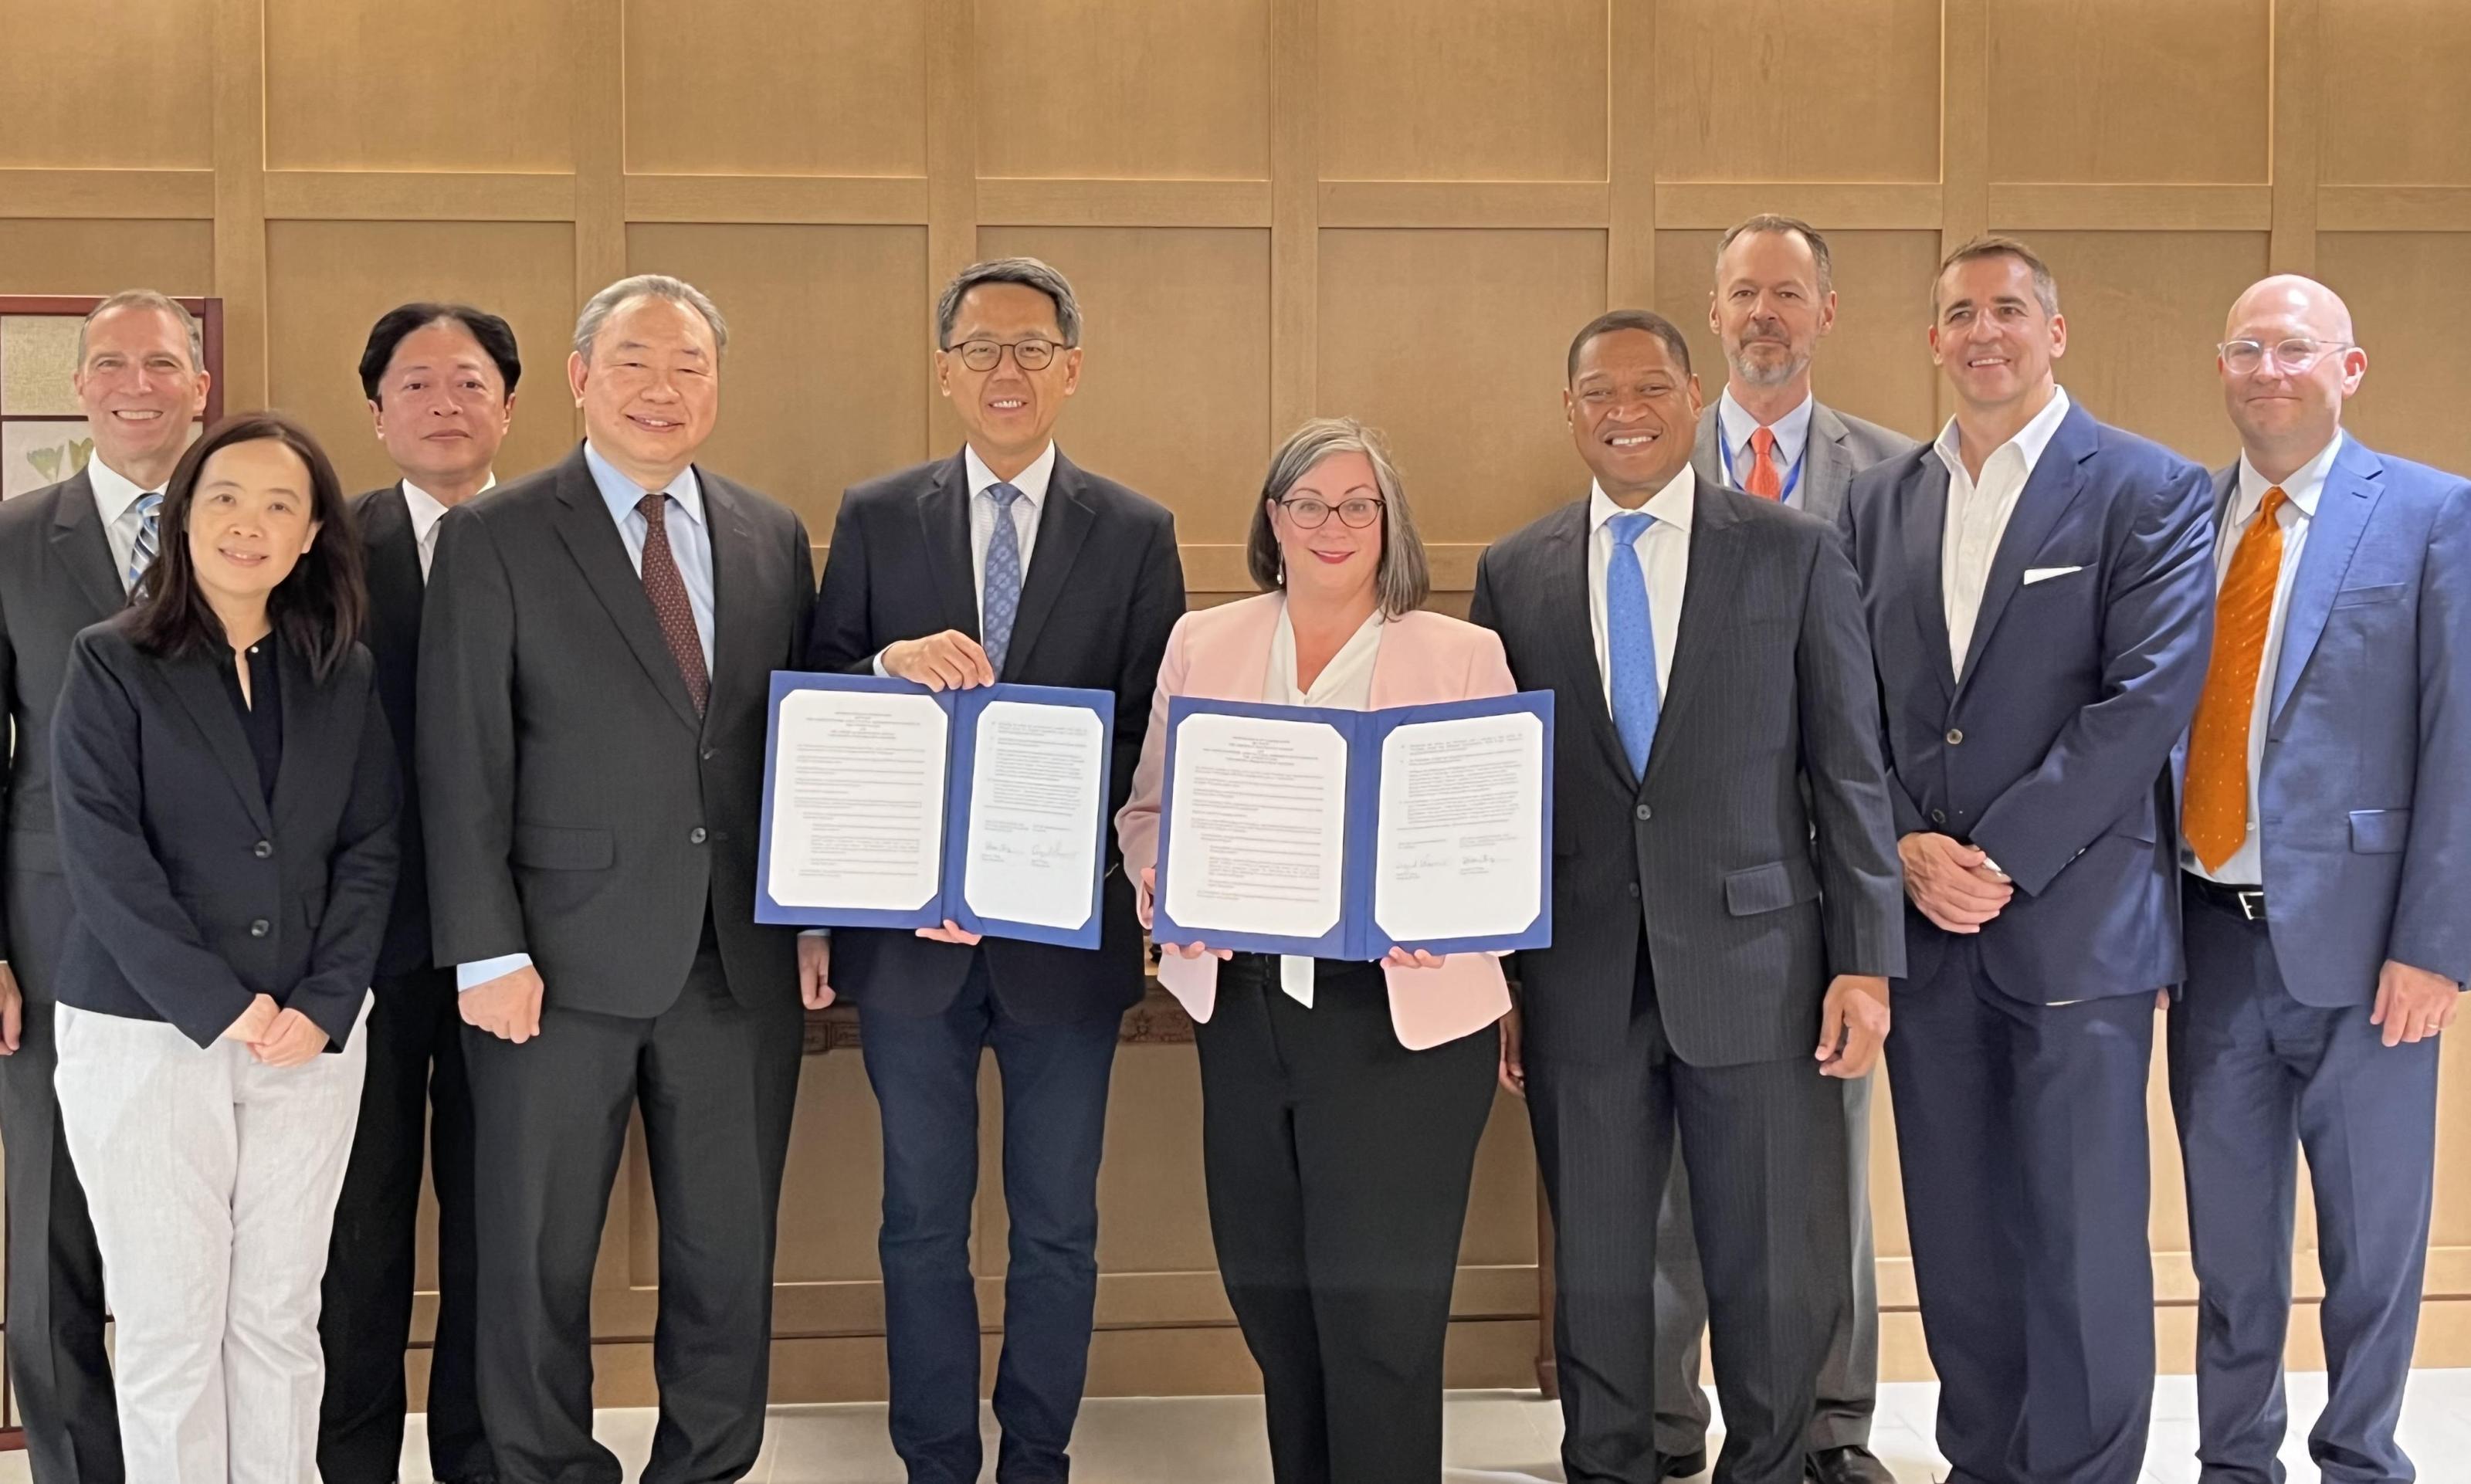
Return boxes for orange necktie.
[1745,425,1782,500]
[2182,486,2288,871]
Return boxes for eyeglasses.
[2218,337,2354,374]
[1278,496,1383,530]
[946,337,1065,372]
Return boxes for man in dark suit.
[419,276,818,1484]
[319,302,521,1484]
[807,257,1183,1484]
[1837,235,2215,1484]
[2168,275,2468,1484]
[1662,215,1921,1484]
[1473,310,1904,1484]
[0,287,209,1484]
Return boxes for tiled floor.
[6,1371,2464,1481]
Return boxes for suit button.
[701,749,716,761]
[1635,804,1653,822]
[252,839,273,859]
[1945,728,1964,746]
[690,826,708,845]
[249,919,269,938]
[1930,808,1947,825]
[1628,882,1641,899]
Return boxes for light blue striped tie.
[1605,511,1661,780]
[127,491,163,597]
[981,483,1025,674]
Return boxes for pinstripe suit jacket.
[1470,480,1905,1068]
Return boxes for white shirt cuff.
[800,928,830,939]
[457,952,534,991]
[871,648,892,678]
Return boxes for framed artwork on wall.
[0,295,224,500]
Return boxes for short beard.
[1727,344,1809,389]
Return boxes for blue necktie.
[1605,510,1661,779]
[127,491,163,597]
[981,483,1025,674]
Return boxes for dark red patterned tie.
[637,492,709,716]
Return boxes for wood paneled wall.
[4,0,2466,1400]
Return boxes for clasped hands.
[219,993,330,1066]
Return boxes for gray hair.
[79,290,204,373]
[1247,418,1431,618]
[573,274,729,361]
[1716,213,1833,294]
[936,257,1082,349]
[1933,234,2060,319]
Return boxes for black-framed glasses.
[2218,337,2354,374]
[1279,496,1382,529]
[946,337,1064,371]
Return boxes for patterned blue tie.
[127,491,163,596]
[981,482,1025,675]
[1605,510,1661,780]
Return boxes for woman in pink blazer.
[1117,417,1513,1483]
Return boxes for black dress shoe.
[1806,1443,1896,1484]
[1659,1447,1708,1479]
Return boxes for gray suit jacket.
[1692,397,1920,527]
[1469,480,1905,1069]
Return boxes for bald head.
[2218,273,2366,482]
[2225,273,2354,344]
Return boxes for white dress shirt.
[1715,387,1815,507]
[400,475,491,581]
[873,441,1055,676]
[1263,599,1385,1008]
[86,456,162,592]
[1936,385,2072,674]
[2182,430,2341,887]
[1586,465,1695,709]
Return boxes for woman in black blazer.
[48,412,396,1484]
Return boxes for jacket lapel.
[1954,400,2095,695]
[1002,452,1095,679]
[700,470,763,732]
[1542,501,1634,786]
[1644,490,1744,781]
[2269,438,2382,730]
[915,454,981,642]
[548,448,703,734]
[361,486,425,639]
[1690,408,1724,490]
[164,650,274,834]
[48,472,127,620]
[269,640,347,837]
[1801,404,1855,524]
[1896,456,1957,702]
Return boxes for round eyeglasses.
[947,337,1064,372]
[2218,337,2354,374]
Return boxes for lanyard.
[1714,409,1807,504]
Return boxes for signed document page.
[766,686,949,913]
[1372,710,1545,944]
[1161,710,1347,940]
[961,700,1106,930]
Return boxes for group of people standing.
[0,212,2459,1484]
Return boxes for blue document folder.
[1151,689,1554,959]
[755,672,1116,947]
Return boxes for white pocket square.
[2022,564,2084,585]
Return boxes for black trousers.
[1194,954,1497,1484]
[1526,950,1847,1484]
[462,935,804,1484]
[317,964,488,1483]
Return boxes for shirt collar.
[964,442,1056,510]
[1934,385,2073,483]
[583,439,703,529]
[86,455,158,524]
[400,473,491,545]
[2234,429,2341,525]
[1717,386,1815,469]
[1589,462,1696,536]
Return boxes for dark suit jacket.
[2218,439,2471,1001]
[418,445,815,1018]
[1470,479,1904,1069]
[49,614,398,1050]
[0,471,129,998]
[1690,397,1921,527]
[807,448,1185,1024]
[1839,398,2215,1005]
[354,483,435,977]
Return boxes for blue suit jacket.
[1840,398,2216,1005]
[2230,437,2471,1003]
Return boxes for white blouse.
[1262,600,1385,1007]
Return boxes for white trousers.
[55,998,370,1484]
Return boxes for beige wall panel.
[975,226,1272,547]
[773,1052,892,1285]
[1653,0,1941,185]
[625,224,931,536]
[263,221,577,493]
[1653,229,1943,446]
[975,0,1270,181]
[1091,1044,1219,1274]
[2320,0,2471,185]
[0,0,212,168]
[1317,0,1608,182]
[2009,230,2266,467]
[2432,1011,2470,1252]
[1318,229,1608,549]
[624,0,927,178]
[263,0,576,171]
[1459,1096,1541,1267]
[2315,232,2471,476]
[1988,1,2269,185]
[0,219,215,296]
